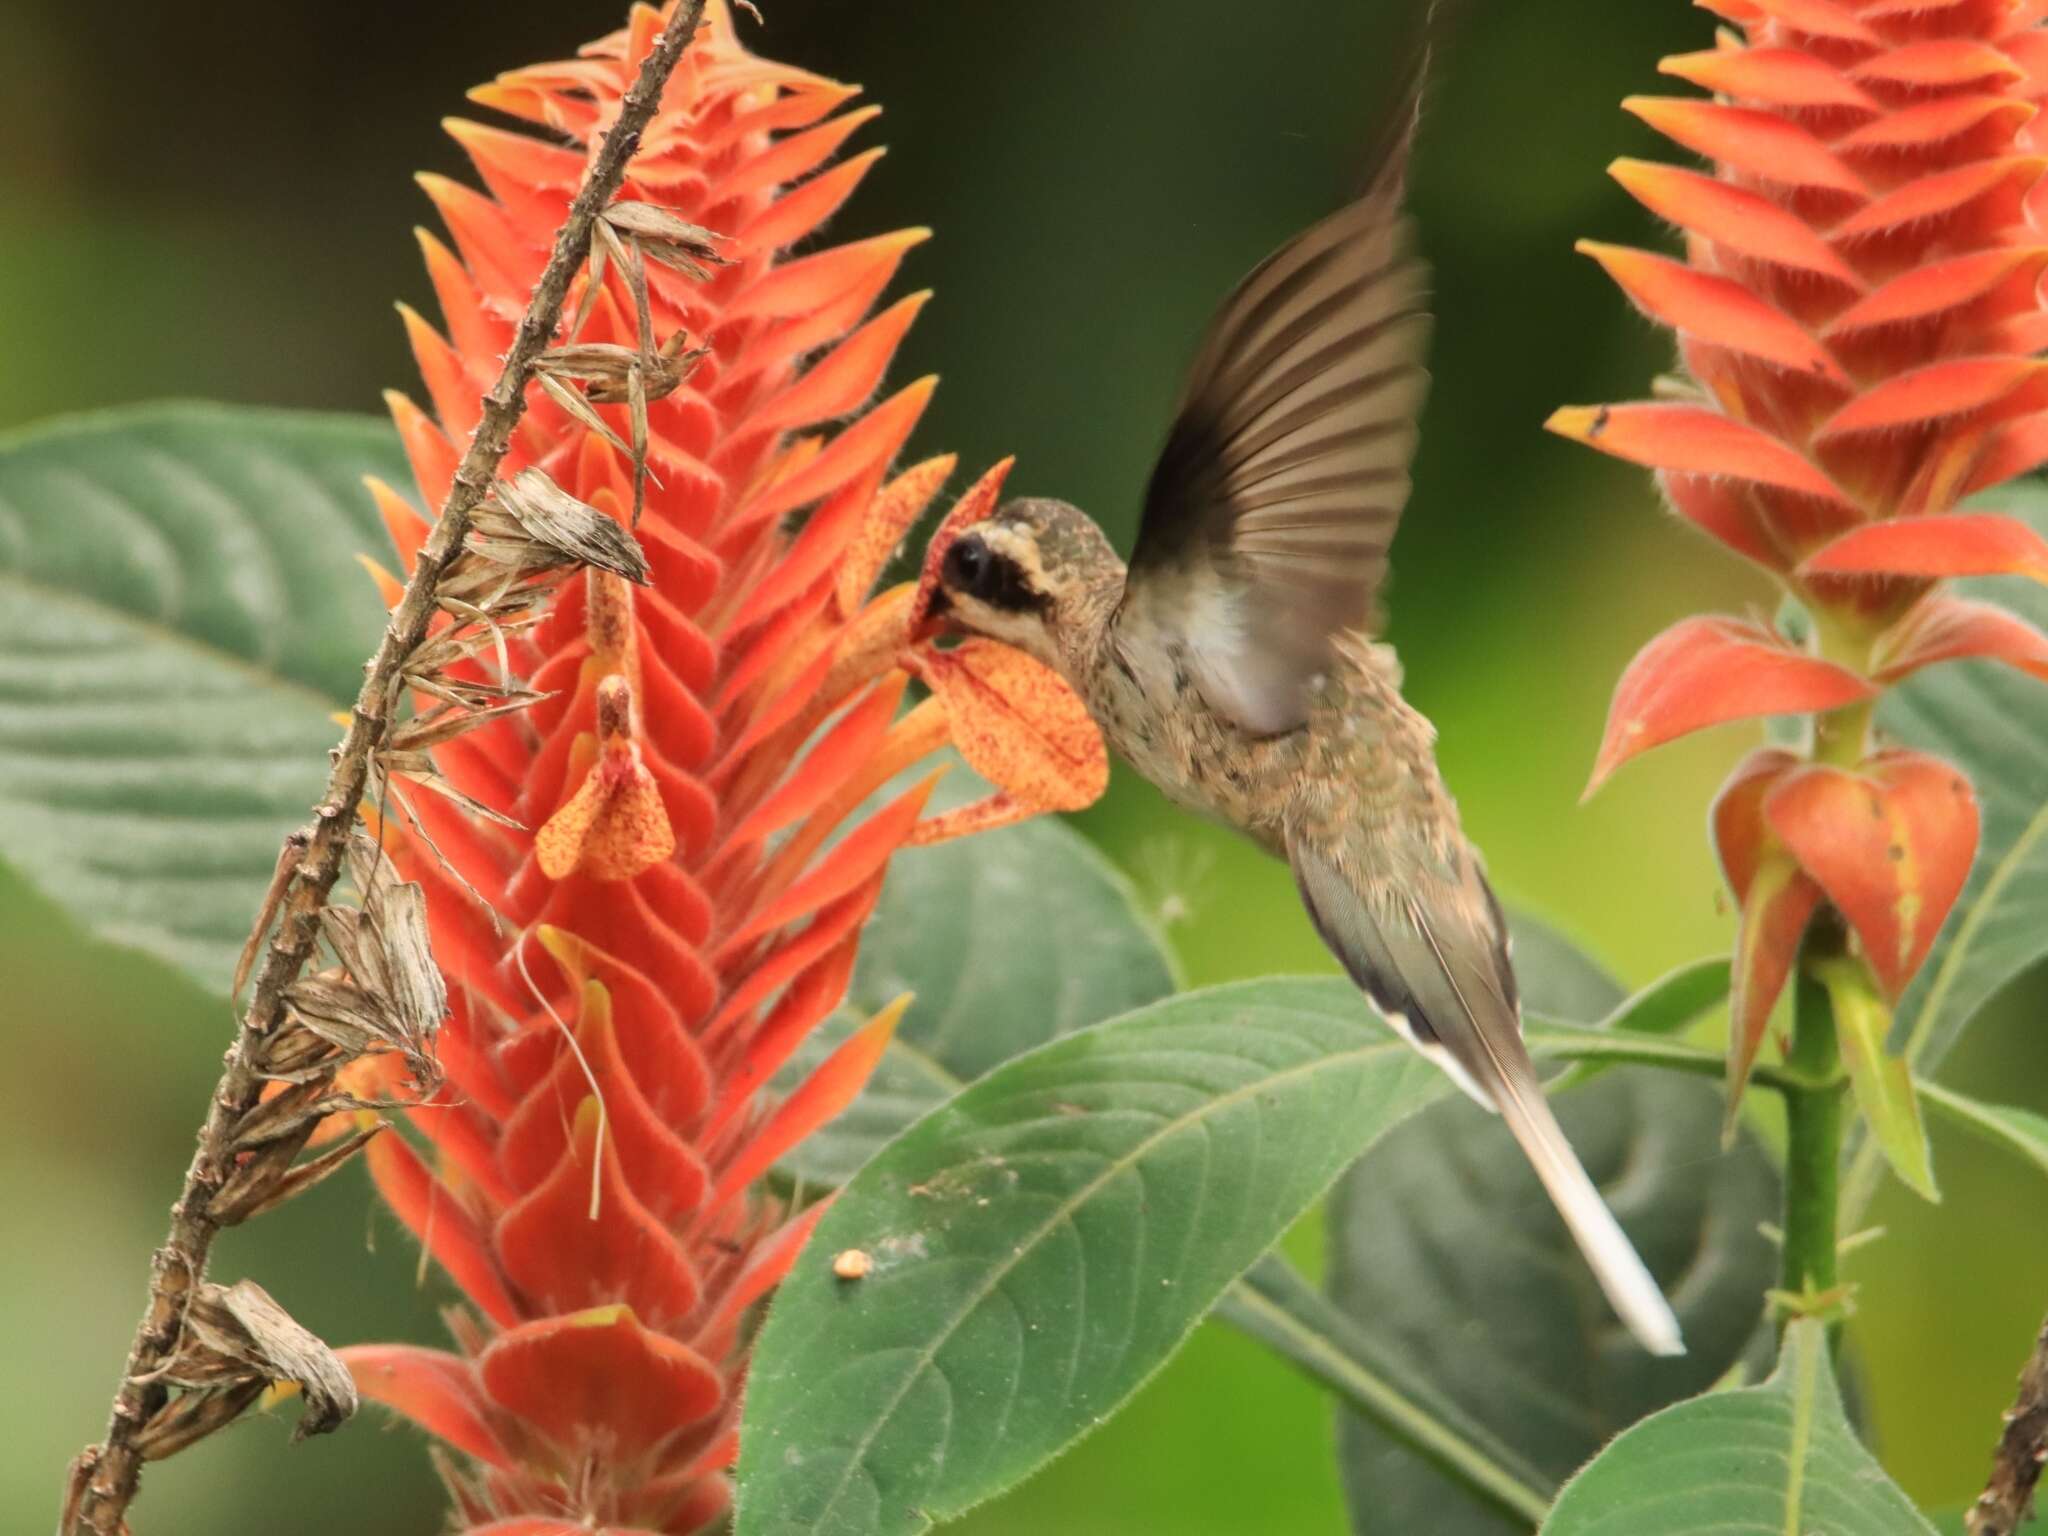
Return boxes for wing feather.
[1122,118,1432,736]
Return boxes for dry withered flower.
[134,1281,357,1461]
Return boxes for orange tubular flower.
[337,5,1104,1531]
[1550,0,2048,1103]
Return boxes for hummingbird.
[917,99,1684,1356]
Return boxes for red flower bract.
[333,4,1104,1530]
[1552,0,2048,1106]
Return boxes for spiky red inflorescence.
[335,5,1107,1531]
[1551,0,2048,1104]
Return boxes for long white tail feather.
[1493,1078,1686,1357]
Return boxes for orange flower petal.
[918,638,1109,814]
[1586,616,1874,795]
[1818,357,2042,438]
[1800,512,2048,583]
[1624,97,1864,194]
[1547,403,1845,500]
[1610,159,1862,284]
[1579,242,1846,381]
[1765,751,1980,998]
[1874,593,2048,684]
[836,453,956,618]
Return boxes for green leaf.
[734,978,1451,1536]
[1220,1254,1553,1529]
[1820,959,1938,1202]
[774,808,1178,1187]
[1541,1319,1935,1534]
[1329,1068,1780,1536]
[1921,1079,2048,1182]
[1505,910,1625,1019]
[1550,957,1732,1093]
[1887,488,2048,1073]
[0,404,399,994]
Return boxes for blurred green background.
[3,0,2043,1530]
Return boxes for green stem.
[1526,1020,1829,1095]
[1779,956,1845,1321]
[1219,1257,1554,1528]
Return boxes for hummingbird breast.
[1086,619,1463,881]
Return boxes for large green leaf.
[1922,1079,2048,1183]
[1330,1068,1779,1535]
[0,403,399,993]
[734,978,1452,1536]
[775,809,1178,1187]
[1886,488,2048,1073]
[1541,1319,1934,1534]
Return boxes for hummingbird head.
[923,497,1125,678]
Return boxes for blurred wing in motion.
[1120,110,1431,736]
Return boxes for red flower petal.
[342,1346,513,1469]
[494,1097,704,1328]
[1623,97,1864,194]
[1712,747,1805,901]
[1609,159,1862,284]
[1874,594,2048,684]
[1741,0,1877,44]
[1825,248,2048,336]
[1817,357,2042,438]
[1728,852,1825,1120]
[364,1131,521,1328]
[1765,751,1980,998]
[1659,475,1789,572]
[1547,403,1845,500]
[1587,617,1874,795]
[1658,47,1878,110]
[709,998,906,1207]
[1800,512,2048,583]
[478,1306,723,1462]
[1578,242,1847,381]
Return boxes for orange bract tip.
[1658,46,1879,112]
[837,451,955,618]
[1817,357,2044,438]
[1622,97,1865,195]
[1802,512,2048,584]
[355,551,406,610]
[1585,615,1874,796]
[1546,402,1844,501]
[1578,241,1847,382]
[910,456,1016,629]
[1608,159,1862,286]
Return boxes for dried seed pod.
[207,1121,384,1227]
[601,199,728,278]
[469,467,649,583]
[135,1280,357,1459]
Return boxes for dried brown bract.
[133,1281,357,1461]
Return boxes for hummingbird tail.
[1487,1067,1687,1358]
[1289,836,1686,1357]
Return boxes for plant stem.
[1778,955,1844,1322]
[58,7,707,1531]
[1967,1309,2048,1536]
[1219,1257,1555,1528]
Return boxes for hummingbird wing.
[1120,122,1431,736]
[1289,834,1687,1358]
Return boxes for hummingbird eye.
[941,531,1045,613]
[943,536,993,593]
